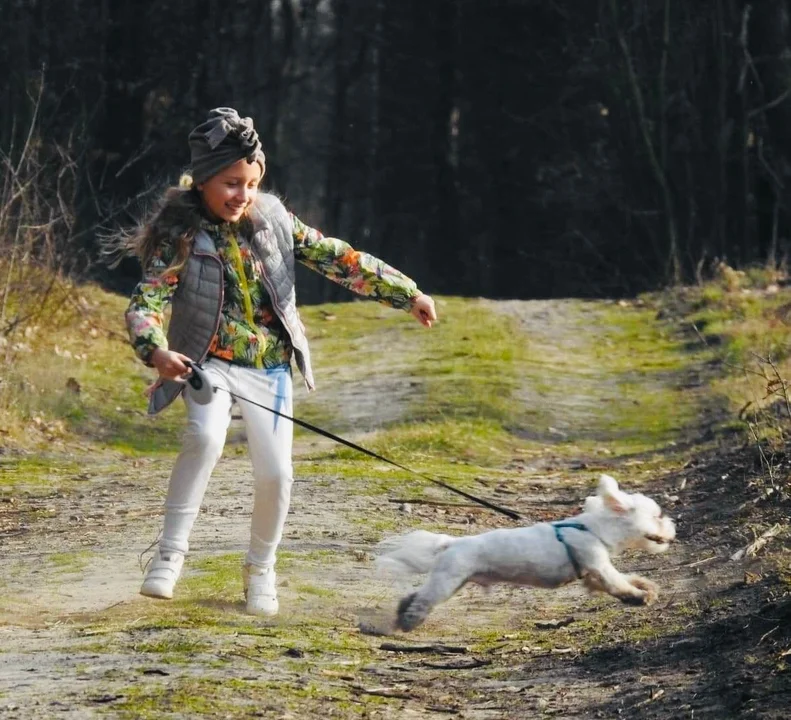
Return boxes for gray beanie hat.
[187,107,265,185]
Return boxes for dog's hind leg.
[583,561,659,606]
[396,559,471,632]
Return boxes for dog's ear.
[598,474,631,514]
[584,495,604,513]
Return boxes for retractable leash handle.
[183,360,216,405]
[182,360,521,521]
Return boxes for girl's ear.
[598,474,630,514]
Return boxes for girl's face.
[198,158,264,223]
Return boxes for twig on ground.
[379,642,468,655]
[421,658,491,670]
[730,524,785,561]
[635,687,665,707]
[756,625,779,647]
[100,600,126,612]
[224,651,269,665]
[746,422,778,491]
[386,498,482,509]
[684,555,719,568]
[351,684,413,700]
[425,706,461,715]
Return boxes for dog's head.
[583,474,676,553]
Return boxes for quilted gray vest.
[148,193,315,416]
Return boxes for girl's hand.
[410,294,437,328]
[150,347,194,382]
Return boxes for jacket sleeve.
[291,213,421,310]
[124,250,180,365]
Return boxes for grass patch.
[655,276,791,454]
[133,633,211,655]
[112,675,374,719]
[0,283,185,454]
[48,550,94,574]
[1,283,721,468]
[305,417,525,477]
[292,583,337,598]
[547,302,719,453]
[405,297,532,425]
[686,286,791,368]
[80,548,355,638]
[0,456,82,490]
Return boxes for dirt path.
[1,299,789,719]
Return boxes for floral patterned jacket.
[125,214,421,368]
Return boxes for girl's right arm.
[124,251,180,367]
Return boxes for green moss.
[625,621,684,643]
[49,550,94,573]
[405,298,532,425]
[70,357,185,455]
[133,634,211,655]
[302,418,526,480]
[0,287,185,453]
[687,286,791,367]
[81,547,361,641]
[0,456,82,489]
[292,583,337,598]
[113,679,244,718]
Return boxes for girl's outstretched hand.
[410,294,437,328]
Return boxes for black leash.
[185,362,521,521]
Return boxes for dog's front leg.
[624,574,659,604]
[583,561,659,606]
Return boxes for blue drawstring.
[264,364,290,432]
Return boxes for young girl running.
[124,107,436,615]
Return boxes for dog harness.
[552,521,589,578]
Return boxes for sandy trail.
[1,299,787,719]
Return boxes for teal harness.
[552,522,590,578]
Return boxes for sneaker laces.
[138,529,162,574]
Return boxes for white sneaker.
[140,550,184,600]
[243,564,278,616]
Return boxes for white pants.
[158,358,294,569]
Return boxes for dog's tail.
[375,530,458,576]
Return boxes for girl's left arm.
[291,213,427,312]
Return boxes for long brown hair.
[103,180,203,277]
[136,185,204,276]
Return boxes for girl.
[124,107,436,615]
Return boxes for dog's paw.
[620,594,648,606]
[396,592,426,632]
[626,576,659,605]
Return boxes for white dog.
[377,475,676,632]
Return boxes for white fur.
[377,475,676,632]
[376,530,457,575]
